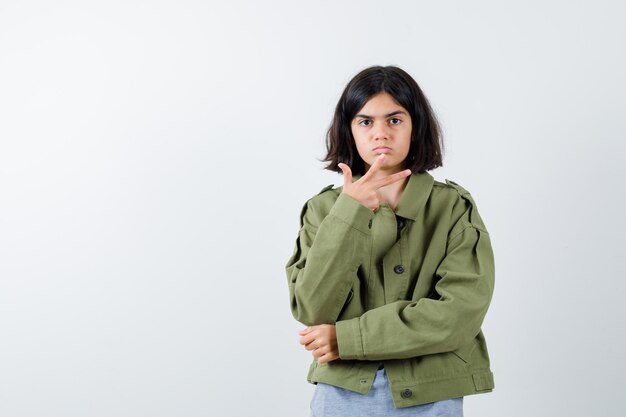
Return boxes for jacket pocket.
[337,289,354,319]
[451,340,476,363]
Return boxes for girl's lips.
[374,148,391,154]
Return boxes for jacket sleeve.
[285,191,375,326]
[335,191,495,361]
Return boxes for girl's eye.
[357,118,401,126]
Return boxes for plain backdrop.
[1,1,625,416]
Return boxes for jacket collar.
[340,171,434,221]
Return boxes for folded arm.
[285,192,375,326]
[336,209,495,361]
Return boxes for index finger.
[361,153,386,181]
[372,169,412,189]
[299,332,317,346]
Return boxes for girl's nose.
[372,121,391,140]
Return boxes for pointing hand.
[337,154,411,212]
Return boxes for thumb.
[337,163,352,189]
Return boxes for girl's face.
[350,92,412,175]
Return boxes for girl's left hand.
[298,324,339,364]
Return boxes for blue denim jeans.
[310,366,463,417]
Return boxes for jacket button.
[401,388,412,398]
[393,264,405,274]
[368,219,372,229]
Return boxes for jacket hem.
[307,365,494,408]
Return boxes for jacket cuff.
[328,193,375,235]
[336,317,365,360]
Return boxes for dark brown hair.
[321,65,444,175]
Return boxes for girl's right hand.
[338,154,412,212]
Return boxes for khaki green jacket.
[285,171,495,408]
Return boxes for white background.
[1,1,624,416]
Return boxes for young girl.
[285,65,495,417]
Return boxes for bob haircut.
[322,65,444,175]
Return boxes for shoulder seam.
[298,184,337,230]
[445,179,471,197]
[449,223,489,243]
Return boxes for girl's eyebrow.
[355,110,407,118]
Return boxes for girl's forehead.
[357,92,407,115]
